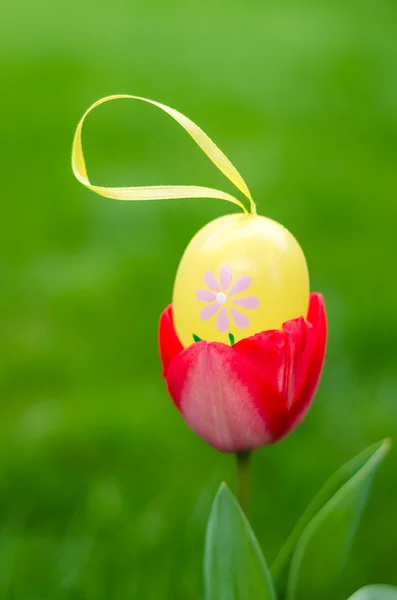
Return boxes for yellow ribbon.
[71,94,256,216]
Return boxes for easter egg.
[172,213,309,347]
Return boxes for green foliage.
[347,586,397,600]
[204,484,275,600]
[285,441,390,600]
[272,441,390,581]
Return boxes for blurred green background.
[1,0,397,598]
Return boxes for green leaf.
[204,483,276,600]
[284,440,390,600]
[272,440,390,583]
[347,585,397,599]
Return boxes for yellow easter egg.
[172,213,309,347]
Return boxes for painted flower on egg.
[196,266,260,332]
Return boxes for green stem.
[235,451,252,516]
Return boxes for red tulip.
[159,293,327,453]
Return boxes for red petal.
[232,293,327,441]
[233,317,308,405]
[281,316,310,406]
[158,305,184,377]
[166,341,284,452]
[285,293,327,432]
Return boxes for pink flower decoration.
[196,266,260,332]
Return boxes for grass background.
[1,0,397,597]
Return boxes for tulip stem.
[235,451,251,516]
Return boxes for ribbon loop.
[72,94,256,216]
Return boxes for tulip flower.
[160,286,326,454]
